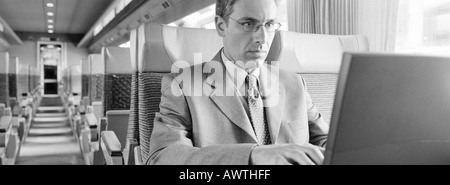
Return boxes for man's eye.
[266,23,276,27]
[242,22,255,27]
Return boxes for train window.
[395,0,450,56]
[103,10,116,29]
[94,24,103,36]
[93,0,132,37]
[169,4,216,29]
[116,0,132,14]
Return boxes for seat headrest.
[8,56,18,75]
[102,47,132,74]
[0,103,5,117]
[81,58,90,75]
[0,52,9,74]
[18,63,29,77]
[88,54,104,75]
[266,31,369,73]
[132,23,223,73]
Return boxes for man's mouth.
[249,50,267,53]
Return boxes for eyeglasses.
[228,17,282,33]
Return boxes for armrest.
[0,148,4,165]
[9,98,21,116]
[124,138,138,165]
[100,131,123,165]
[85,113,98,142]
[134,146,144,165]
[80,125,92,165]
[0,115,18,165]
[100,117,107,132]
[73,114,81,137]
[17,118,26,142]
[0,116,12,133]
[0,116,11,164]
[5,131,18,164]
[0,116,12,147]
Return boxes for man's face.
[219,0,278,64]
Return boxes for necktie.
[246,74,271,145]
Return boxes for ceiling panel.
[0,0,45,32]
[0,0,113,34]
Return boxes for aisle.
[15,95,85,165]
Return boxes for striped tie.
[246,74,271,145]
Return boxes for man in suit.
[149,0,329,165]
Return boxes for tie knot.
[246,74,259,99]
[246,74,258,87]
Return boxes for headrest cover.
[134,23,223,73]
[89,54,104,75]
[8,56,18,75]
[266,31,369,73]
[0,52,9,74]
[103,47,132,74]
[81,58,90,75]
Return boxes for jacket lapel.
[260,64,285,144]
[205,50,258,143]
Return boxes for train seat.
[266,31,370,124]
[88,54,104,121]
[98,23,223,165]
[98,47,134,165]
[86,54,105,164]
[81,58,90,106]
[0,52,9,107]
[0,52,20,165]
[80,53,105,165]
[133,23,222,165]
[7,56,25,146]
[0,105,20,165]
[8,57,19,115]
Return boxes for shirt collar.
[221,49,260,77]
[221,50,260,90]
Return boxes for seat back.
[88,54,104,107]
[8,57,18,99]
[8,57,19,116]
[0,103,5,118]
[266,31,369,123]
[0,52,9,107]
[131,23,222,163]
[86,54,105,165]
[69,65,82,103]
[101,47,133,164]
[17,63,30,100]
[103,47,132,115]
[81,58,90,102]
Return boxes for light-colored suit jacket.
[149,51,329,165]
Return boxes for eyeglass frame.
[227,17,282,33]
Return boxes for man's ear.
[215,16,226,37]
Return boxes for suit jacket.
[149,50,329,165]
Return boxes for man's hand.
[250,143,325,165]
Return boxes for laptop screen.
[324,52,450,165]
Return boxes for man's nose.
[254,26,268,44]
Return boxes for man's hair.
[216,0,280,24]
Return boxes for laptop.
[324,52,450,165]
